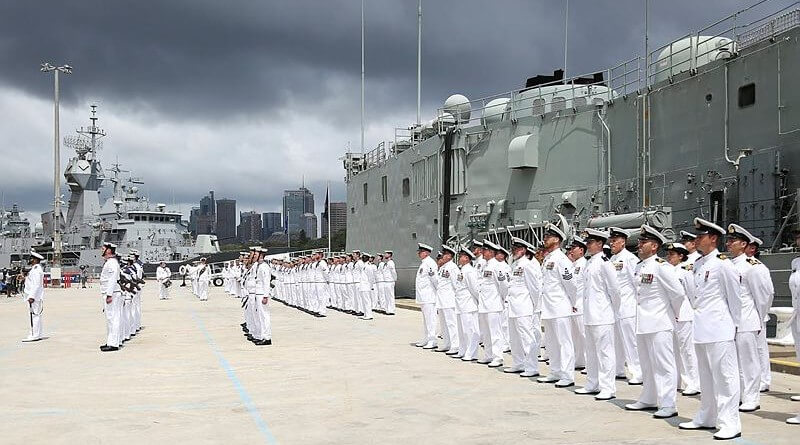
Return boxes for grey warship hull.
[343,4,800,305]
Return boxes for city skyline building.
[237,210,262,243]
[216,198,237,245]
[301,212,318,239]
[321,201,347,238]
[283,187,314,236]
[262,211,282,239]
[197,190,216,235]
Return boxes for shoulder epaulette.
[746,257,761,265]
[655,257,665,263]
[681,264,693,271]
[717,254,728,260]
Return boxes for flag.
[322,186,329,221]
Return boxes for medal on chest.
[546,262,555,270]
[640,273,654,284]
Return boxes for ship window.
[532,98,545,115]
[738,83,755,108]
[402,178,410,197]
[381,176,388,202]
[363,182,368,205]
[450,148,467,195]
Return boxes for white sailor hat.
[30,251,44,260]
[584,227,610,241]
[471,239,484,248]
[458,246,476,260]
[352,249,361,253]
[693,217,725,236]
[511,237,535,251]
[570,235,587,249]
[441,245,457,256]
[495,244,510,257]
[127,254,136,261]
[639,224,667,244]
[384,250,393,255]
[417,243,433,252]
[751,236,763,247]
[608,227,630,239]
[664,242,689,255]
[727,223,756,243]
[544,223,566,240]
[102,242,117,249]
[482,240,499,251]
[679,230,697,241]
[130,249,140,255]
[239,251,248,255]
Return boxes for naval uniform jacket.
[610,248,639,320]
[674,263,695,323]
[100,257,121,297]
[24,264,44,302]
[570,256,588,315]
[478,258,508,313]
[730,254,774,332]
[436,261,459,310]
[506,256,541,318]
[385,259,397,283]
[633,255,684,335]
[581,252,619,326]
[454,263,479,314]
[415,256,438,304]
[256,261,272,297]
[690,249,741,344]
[540,249,577,320]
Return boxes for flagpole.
[327,181,331,254]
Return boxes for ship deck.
[1,285,799,444]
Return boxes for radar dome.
[482,98,510,125]
[443,94,471,122]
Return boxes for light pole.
[40,62,72,282]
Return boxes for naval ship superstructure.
[343,1,800,304]
[0,106,217,270]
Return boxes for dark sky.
[0,0,787,229]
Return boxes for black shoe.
[254,339,272,346]
[100,345,119,352]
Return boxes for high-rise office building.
[197,190,216,235]
[321,201,347,238]
[300,212,318,239]
[262,212,282,238]
[283,187,314,236]
[189,207,200,237]
[216,199,237,245]
[237,211,262,243]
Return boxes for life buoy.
[179,265,188,276]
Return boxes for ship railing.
[647,0,799,86]
[479,223,548,251]
[432,58,642,132]
[362,142,390,170]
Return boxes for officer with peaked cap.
[495,243,513,355]
[744,237,775,394]
[435,245,460,353]
[678,218,742,440]
[537,223,578,387]
[383,251,397,315]
[21,251,45,342]
[476,241,507,368]
[503,237,542,374]
[725,224,773,412]
[99,242,122,352]
[663,242,701,396]
[607,226,643,385]
[453,246,481,361]
[471,239,487,276]
[520,239,545,377]
[679,231,702,264]
[415,243,439,348]
[624,225,683,419]
[198,257,210,301]
[567,235,588,371]
[254,248,272,345]
[574,228,620,400]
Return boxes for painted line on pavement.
[190,310,277,445]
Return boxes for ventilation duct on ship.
[507,133,539,169]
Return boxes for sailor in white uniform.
[607,227,643,385]
[99,242,122,352]
[678,218,742,440]
[520,239,545,378]
[680,231,702,264]
[414,244,439,348]
[157,261,171,300]
[725,224,773,413]
[131,250,144,333]
[476,241,507,368]
[574,228,619,400]
[664,242,701,396]
[745,238,775,394]
[624,225,683,419]
[254,248,272,345]
[566,236,588,371]
[453,246,480,361]
[22,251,45,342]
[197,257,210,301]
[537,224,578,388]
[435,245,460,353]
[383,251,397,315]
[787,230,800,425]
[503,237,542,375]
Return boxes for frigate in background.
[343,1,800,306]
[0,106,219,271]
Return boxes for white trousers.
[104,293,122,347]
[585,324,616,394]
[316,283,329,315]
[794,318,800,362]
[544,317,575,381]
[420,303,437,344]
[360,290,373,318]
[673,321,700,391]
[27,300,43,339]
[257,298,272,340]
[437,307,459,350]
[199,282,209,301]
[134,291,142,330]
[159,283,169,299]
[735,330,761,407]
[523,313,543,374]
[458,311,480,359]
[756,323,771,389]
[120,298,131,343]
[637,330,678,409]
[509,315,534,369]
[693,340,741,432]
[384,282,396,314]
[500,304,510,349]
[248,294,261,335]
[572,314,586,368]
[615,317,642,380]
[478,311,504,361]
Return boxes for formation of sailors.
[97,243,144,352]
[184,259,211,301]
[220,247,273,345]
[221,249,398,320]
[413,219,800,439]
